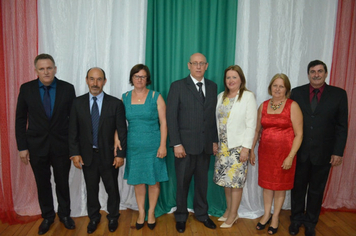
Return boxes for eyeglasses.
[133,75,147,80]
[189,62,207,67]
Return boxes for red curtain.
[323,0,356,210]
[0,0,41,224]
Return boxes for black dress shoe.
[176,221,186,233]
[108,219,118,232]
[87,220,100,234]
[147,222,156,230]
[202,218,216,229]
[60,216,75,229]
[288,222,301,235]
[305,226,316,236]
[38,218,54,235]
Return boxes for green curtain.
[145,0,238,218]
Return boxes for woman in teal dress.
[119,64,168,230]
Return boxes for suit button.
[310,126,313,129]
[311,115,315,118]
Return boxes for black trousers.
[174,152,211,222]
[30,153,71,220]
[291,157,331,227]
[82,150,120,221]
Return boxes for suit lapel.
[82,93,93,143]
[204,79,213,105]
[98,93,108,131]
[314,84,330,113]
[52,79,61,119]
[185,76,204,105]
[300,85,313,114]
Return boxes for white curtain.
[37,0,147,217]
[235,0,338,219]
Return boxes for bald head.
[188,53,208,81]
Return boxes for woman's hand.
[240,147,249,163]
[250,151,256,166]
[282,156,293,170]
[157,145,167,158]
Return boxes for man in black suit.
[15,54,76,234]
[167,53,218,233]
[289,60,348,236]
[69,67,127,234]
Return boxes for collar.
[309,83,326,94]
[38,77,57,88]
[190,74,205,85]
[89,91,104,101]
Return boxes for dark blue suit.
[15,78,76,220]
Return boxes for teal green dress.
[122,90,168,185]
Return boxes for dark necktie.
[43,86,51,119]
[91,97,99,147]
[197,82,205,102]
[311,89,319,112]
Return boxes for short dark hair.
[307,60,328,74]
[34,54,55,67]
[86,67,106,80]
[129,64,151,86]
[268,73,291,98]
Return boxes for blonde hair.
[268,73,291,98]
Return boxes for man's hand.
[213,143,218,156]
[113,157,124,169]
[330,155,343,167]
[114,138,122,157]
[71,155,84,169]
[174,145,186,158]
[19,150,30,165]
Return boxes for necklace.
[270,99,284,110]
[134,89,148,102]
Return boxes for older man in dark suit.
[289,60,348,236]
[167,53,218,233]
[69,67,127,234]
[15,54,76,234]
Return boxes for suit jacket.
[15,78,76,157]
[290,83,348,165]
[167,75,218,155]
[69,92,127,166]
[216,90,257,149]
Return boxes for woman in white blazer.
[213,65,257,228]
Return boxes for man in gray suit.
[167,53,218,233]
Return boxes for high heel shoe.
[147,222,156,230]
[136,222,144,230]
[256,215,272,230]
[268,225,278,235]
[220,215,239,228]
[217,216,227,222]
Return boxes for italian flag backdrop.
[1,0,355,225]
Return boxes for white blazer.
[216,90,257,149]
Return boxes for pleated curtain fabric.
[145,0,238,217]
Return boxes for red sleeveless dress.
[258,99,296,190]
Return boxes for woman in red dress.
[250,74,303,235]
